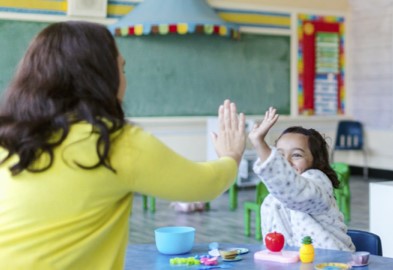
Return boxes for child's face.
[276,133,313,174]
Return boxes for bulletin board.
[297,14,345,116]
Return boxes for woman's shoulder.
[113,122,161,147]
[120,122,151,139]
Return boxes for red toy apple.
[265,231,285,252]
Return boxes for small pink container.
[352,251,370,266]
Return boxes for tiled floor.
[128,175,384,245]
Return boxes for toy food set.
[254,231,300,263]
[169,242,248,269]
[299,236,315,263]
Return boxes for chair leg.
[363,149,368,180]
[229,183,237,210]
[255,205,262,241]
[244,204,251,237]
[149,197,156,213]
[344,195,351,223]
[342,179,351,223]
[204,202,210,211]
[142,195,148,211]
[142,195,156,213]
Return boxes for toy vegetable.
[299,236,315,263]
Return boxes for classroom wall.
[210,0,350,12]
[345,0,393,172]
[1,0,391,172]
[128,1,349,164]
[132,0,390,172]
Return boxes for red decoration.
[129,27,135,35]
[301,21,340,113]
[169,24,177,33]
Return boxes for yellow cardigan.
[0,122,237,270]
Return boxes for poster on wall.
[297,14,345,116]
[314,32,339,115]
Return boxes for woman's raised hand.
[248,107,279,148]
[211,99,246,165]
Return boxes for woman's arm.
[116,100,246,202]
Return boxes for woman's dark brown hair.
[276,126,340,189]
[0,21,125,175]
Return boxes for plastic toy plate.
[234,248,249,255]
[208,249,220,257]
[314,262,351,270]
[222,255,242,262]
[210,247,249,257]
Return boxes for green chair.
[231,150,259,210]
[331,162,351,223]
[243,182,269,240]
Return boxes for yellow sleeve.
[113,125,238,202]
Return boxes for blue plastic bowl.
[154,226,195,255]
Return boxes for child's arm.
[254,150,333,215]
[248,107,279,162]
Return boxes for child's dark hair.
[277,126,340,189]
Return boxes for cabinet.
[370,181,393,258]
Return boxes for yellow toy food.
[299,236,315,263]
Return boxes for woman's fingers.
[238,112,245,131]
[218,104,225,131]
[223,100,231,130]
[214,99,246,165]
[220,99,241,131]
[230,102,238,130]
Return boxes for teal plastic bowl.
[154,226,195,255]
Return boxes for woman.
[0,21,246,269]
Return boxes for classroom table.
[124,242,393,269]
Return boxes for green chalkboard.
[0,20,290,117]
[117,34,290,116]
[0,20,49,93]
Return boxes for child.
[248,107,355,251]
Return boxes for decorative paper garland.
[114,23,239,38]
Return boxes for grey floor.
[128,175,382,245]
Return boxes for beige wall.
[211,0,349,12]
[3,0,388,171]
[133,116,343,163]
[137,0,392,172]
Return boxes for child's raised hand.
[212,99,246,165]
[249,107,279,148]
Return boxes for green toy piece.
[302,236,313,244]
[169,257,200,266]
